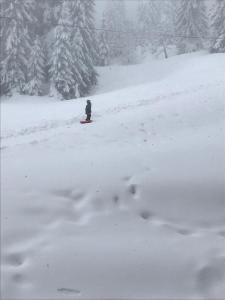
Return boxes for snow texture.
[1,52,225,299]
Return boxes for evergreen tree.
[27,36,46,96]
[32,2,44,36]
[49,1,75,99]
[137,0,162,53]
[42,0,61,31]
[1,0,34,95]
[98,15,109,66]
[122,19,138,64]
[72,27,89,98]
[81,0,98,87]
[0,1,7,95]
[82,0,98,64]
[157,0,176,58]
[211,0,225,53]
[161,1,176,41]
[176,0,208,54]
[91,30,100,66]
[104,0,127,60]
[69,0,98,96]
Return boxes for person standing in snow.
[85,100,92,121]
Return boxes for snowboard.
[80,120,93,124]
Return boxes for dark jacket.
[85,102,91,114]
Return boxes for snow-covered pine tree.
[104,0,128,61]
[71,27,89,98]
[0,1,7,95]
[176,0,208,54]
[49,1,75,100]
[122,19,138,64]
[137,0,162,53]
[27,36,46,96]
[1,0,34,95]
[165,0,177,32]
[43,0,61,32]
[81,0,98,87]
[31,2,44,36]
[98,15,109,66]
[82,0,98,65]
[161,1,175,43]
[210,0,225,53]
[91,30,100,66]
[153,0,177,59]
[69,0,97,96]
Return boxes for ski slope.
[1,52,225,299]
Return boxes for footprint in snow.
[123,175,132,182]
[52,188,85,204]
[5,252,26,267]
[218,230,225,238]
[12,273,24,284]
[196,256,225,296]
[52,188,72,198]
[57,287,81,295]
[129,184,137,196]
[113,195,120,205]
[139,210,153,221]
[175,227,193,236]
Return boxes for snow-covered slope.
[1,52,225,299]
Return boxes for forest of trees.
[0,0,224,99]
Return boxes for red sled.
[80,120,93,124]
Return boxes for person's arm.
[86,104,91,114]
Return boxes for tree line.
[98,0,225,63]
[0,0,97,99]
[0,0,224,100]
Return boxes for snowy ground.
[1,52,225,299]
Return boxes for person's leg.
[86,114,91,121]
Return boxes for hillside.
[1,52,225,299]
